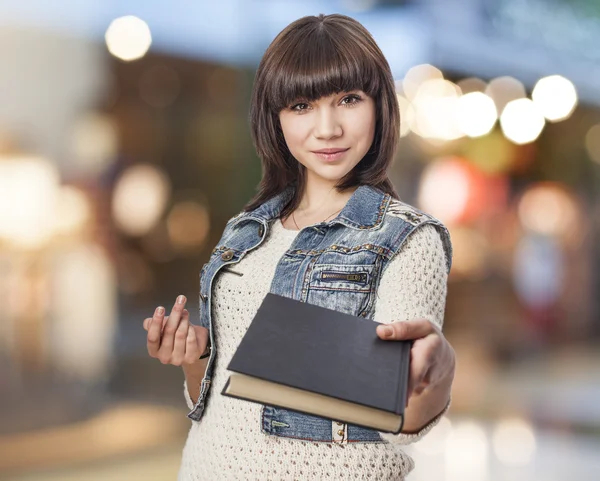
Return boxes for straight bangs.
[267,27,382,112]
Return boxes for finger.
[147,306,165,356]
[376,318,438,341]
[170,316,189,366]
[144,315,169,331]
[413,381,428,396]
[407,344,433,400]
[160,315,170,333]
[160,295,187,354]
[169,310,189,336]
[410,366,432,397]
[184,325,200,364]
[181,310,201,364]
[406,381,428,407]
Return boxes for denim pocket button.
[221,249,234,261]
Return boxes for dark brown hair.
[244,13,400,218]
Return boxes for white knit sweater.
[178,218,450,480]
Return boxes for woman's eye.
[289,94,361,112]
[291,102,309,111]
[342,94,362,106]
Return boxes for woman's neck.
[296,182,357,216]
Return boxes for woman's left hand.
[376,319,455,403]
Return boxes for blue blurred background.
[1,0,599,479]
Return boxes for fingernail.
[383,326,393,337]
[178,295,185,304]
[156,306,164,315]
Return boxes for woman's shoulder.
[382,197,453,274]
[225,211,247,226]
[384,197,446,229]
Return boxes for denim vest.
[187,184,452,444]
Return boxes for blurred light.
[457,77,487,94]
[492,418,537,466]
[500,98,545,145]
[139,64,181,108]
[445,421,489,481]
[448,227,490,280]
[532,75,577,122]
[585,124,600,164]
[418,158,470,224]
[70,113,118,176]
[4,257,28,327]
[455,92,497,138]
[116,249,155,295]
[414,417,452,455]
[418,157,507,226]
[448,338,496,410]
[50,244,116,380]
[105,16,152,62]
[513,234,563,309]
[86,404,186,453]
[0,404,187,472]
[396,94,415,138]
[0,156,60,249]
[166,201,210,251]
[411,79,464,141]
[141,222,176,263]
[402,64,444,101]
[485,76,526,115]
[463,129,517,175]
[112,164,171,236]
[0,131,17,153]
[52,186,92,237]
[415,78,461,98]
[517,183,579,237]
[394,78,404,95]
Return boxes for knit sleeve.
[372,222,451,445]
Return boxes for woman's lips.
[312,148,350,162]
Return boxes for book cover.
[221,292,411,433]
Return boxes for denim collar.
[245,184,390,230]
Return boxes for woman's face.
[278,90,376,185]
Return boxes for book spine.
[396,342,411,414]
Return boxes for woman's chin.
[306,164,355,183]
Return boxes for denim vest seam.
[359,254,384,317]
[300,256,319,302]
[288,244,394,259]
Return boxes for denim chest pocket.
[305,260,378,317]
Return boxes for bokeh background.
[1,0,599,480]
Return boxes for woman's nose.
[313,109,342,139]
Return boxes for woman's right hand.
[143,295,209,366]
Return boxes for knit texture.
[178,219,450,480]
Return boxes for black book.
[221,293,411,434]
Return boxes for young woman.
[143,13,455,480]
